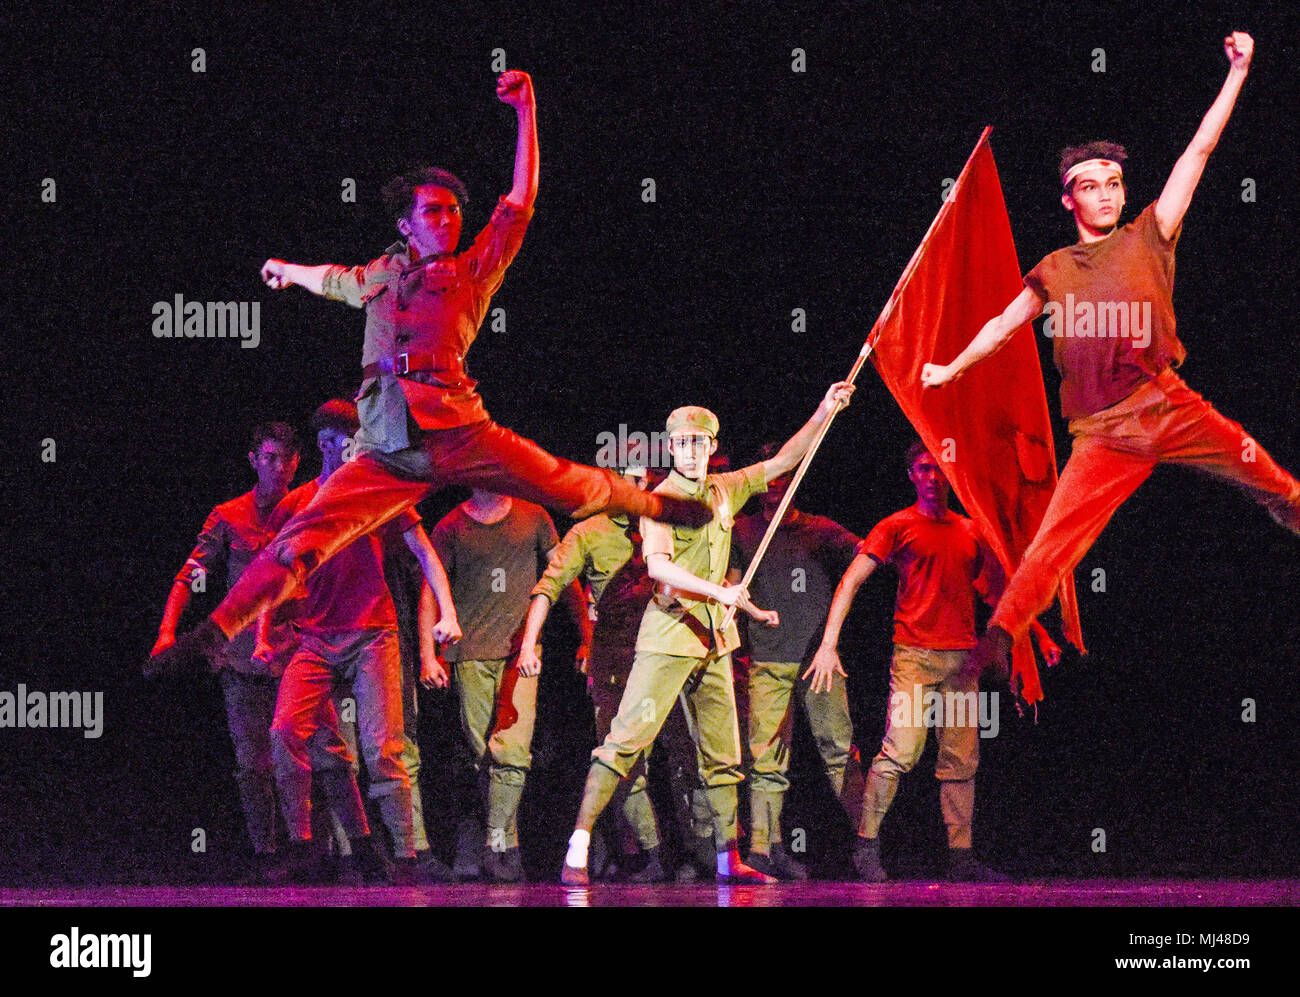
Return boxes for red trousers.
[214,419,651,639]
[991,369,1300,640]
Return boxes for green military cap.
[666,405,719,438]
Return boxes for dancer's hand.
[1225,32,1253,71]
[251,633,276,668]
[737,592,779,628]
[1032,625,1062,667]
[518,644,543,678]
[420,654,449,690]
[818,381,856,417]
[150,632,175,657]
[921,362,956,388]
[261,259,293,290]
[496,70,534,109]
[432,613,462,647]
[803,644,846,694]
[714,582,750,608]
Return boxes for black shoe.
[948,848,1011,883]
[749,842,809,882]
[340,836,393,885]
[452,819,482,881]
[628,847,668,884]
[852,837,887,883]
[144,619,228,679]
[654,495,714,529]
[414,849,455,882]
[267,840,327,885]
[390,855,453,885]
[482,845,525,884]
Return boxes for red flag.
[868,128,1084,705]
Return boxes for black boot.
[268,840,326,885]
[341,835,393,885]
[482,845,525,884]
[391,853,453,885]
[852,837,887,883]
[628,847,668,883]
[144,619,228,679]
[948,848,1011,883]
[451,818,482,881]
[749,841,809,882]
[675,833,716,883]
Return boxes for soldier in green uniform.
[561,381,854,885]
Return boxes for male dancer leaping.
[149,69,708,679]
[921,32,1299,674]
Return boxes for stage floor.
[5,879,1297,907]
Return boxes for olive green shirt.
[531,513,634,608]
[636,464,768,658]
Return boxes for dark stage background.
[4,2,1297,885]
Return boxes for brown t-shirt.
[431,500,558,662]
[1025,202,1184,419]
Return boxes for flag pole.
[719,128,993,634]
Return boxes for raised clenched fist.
[496,70,534,109]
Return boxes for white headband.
[1062,158,1123,189]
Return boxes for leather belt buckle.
[392,352,410,376]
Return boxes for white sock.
[565,829,590,868]
[716,848,737,877]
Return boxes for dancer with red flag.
[868,127,1081,705]
[922,32,1299,681]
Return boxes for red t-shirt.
[281,479,422,634]
[860,505,990,650]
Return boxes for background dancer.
[808,443,1060,881]
[148,422,301,882]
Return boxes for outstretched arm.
[920,285,1044,389]
[804,552,878,693]
[1155,32,1253,241]
[760,381,855,481]
[496,70,538,211]
[259,261,334,295]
